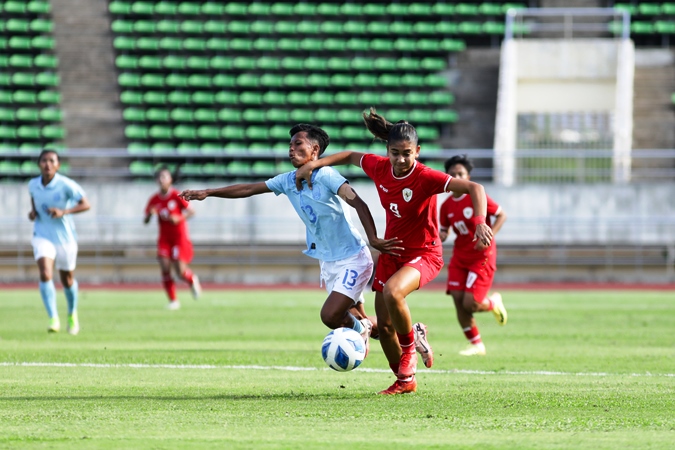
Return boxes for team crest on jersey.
[168,200,177,210]
[312,185,322,200]
[463,207,473,219]
[402,188,413,202]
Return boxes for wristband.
[471,216,486,226]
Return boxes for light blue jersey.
[265,167,367,262]
[28,173,86,245]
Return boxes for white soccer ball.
[321,327,366,372]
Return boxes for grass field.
[1,287,674,449]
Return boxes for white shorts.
[319,246,374,304]
[31,236,78,271]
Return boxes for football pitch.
[1,287,673,449]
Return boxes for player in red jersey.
[439,155,508,357]
[144,166,201,310]
[296,108,494,395]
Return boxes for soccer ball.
[321,327,366,372]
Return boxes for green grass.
[1,288,674,449]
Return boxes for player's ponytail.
[362,107,418,146]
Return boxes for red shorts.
[372,252,444,292]
[446,257,495,301]
[157,238,193,263]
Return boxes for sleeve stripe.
[443,175,452,192]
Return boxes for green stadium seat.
[180,20,203,34]
[285,92,309,105]
[210,56,233,70]
[5,19,30,33]
[346,38,370,52]
[157,20,180,33]
[174,125,197,140]
[144,91,167,105]
[277,38,300,51]
[16,108,40,122]
[236,74,259,88]
[123,107,145,122]
[262,91,285,105]
[133,20,156,33]
[148,125,172,140]
[294,3,317,15]
[178,2,201,15]
[215,91,238,104]
[108,0,131,15]
[239,91,263,105]
[433,110,459,123]
[320,22,343,34]
[116,55,138,69]
[14,91,37,104]
[153,1,177,14]
[386,3,408,15]
[337,109,361,124]
[112,20,134,33]
[14,128,43,143]
[307,73,330,87]
[21,160,40,175]
[146,108,170,122]
[4,0,28,13]
[204,20,227,34]
[0,108,15,121]
[165,73,188,88]
[141,74,164,88]
[335,92,358,105]
[138,56,162,70]
[248,3,271,15]
[192,92,215,105]
[196,124,220,140]
[253,37,276,51]
[129,160,154,176]
[317,3,340,15]
[378,74,399,87]
[300,37,323,51]
[30,19,54,33]
[221,125,245,139]
[0,126,18,139]
[212,74,235,88]
[309,92,333,104]
[305,58,328,71]
[131,1,154,14]
[289,109,313,122]
[283,74,305,88]
[228,20,251,34]
[343,21,367,34]
[315,110,337,123]
[42,126,66,140]
[33,37,56,51]
[27,0,51,13]
[120,91,143,105]
[170,108,193,122]
[0,160,22,175]
[9,37,32,50]
[40,108,62,122]
[188,74,212,88]
[187,56,210,70]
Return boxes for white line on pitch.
[1,362,673,378]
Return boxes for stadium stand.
[0,0,66,172]
[106,1,529,179]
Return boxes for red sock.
[181,268,194,285]
[162,273,177,301]
[389,362,399,375]
[483,297,494,311]
[463,326,482,344]
[396,329,415,353]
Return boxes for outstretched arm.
[446,178,494,246]
[295,151,366,190]
[180,182,271,201]
[339,183,403,256]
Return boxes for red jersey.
[145,188,191,243]
[361,154,451,258]
[439,193,501,265]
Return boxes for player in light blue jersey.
[180,124,403,355]
[28,150,90,334]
